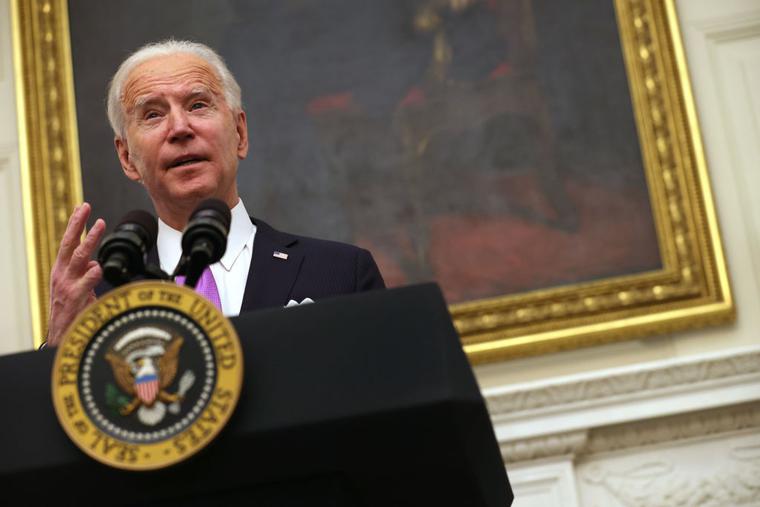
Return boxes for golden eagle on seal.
[105,326,184,416]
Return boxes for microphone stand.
[142,264,171,281]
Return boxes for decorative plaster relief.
[581,441,760,507]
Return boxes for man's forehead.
[122,54,223,108]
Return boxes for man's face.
[115,53,248,223]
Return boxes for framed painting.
[12,0,733,360]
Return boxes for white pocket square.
[285,298,314,307]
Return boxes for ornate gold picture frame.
[12,0,734,360]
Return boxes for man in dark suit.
[45,40,384,347]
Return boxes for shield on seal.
[135,373,159,404]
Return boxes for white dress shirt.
[157,199,256,316]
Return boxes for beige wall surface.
[0,0,33,355]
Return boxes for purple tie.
[175,267,222,310]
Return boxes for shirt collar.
[157,199,256,274]
[220,199,256,270]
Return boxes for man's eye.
[144,111,160,120]
[190,102,207,110]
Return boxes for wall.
[0,0,33,355]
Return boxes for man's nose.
[167,109,194,143]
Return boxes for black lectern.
[0,284,512,506]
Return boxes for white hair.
[106,39,242,137]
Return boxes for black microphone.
[175,199,231,288]
[97,210,158,287]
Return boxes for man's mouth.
[168,156,206,169]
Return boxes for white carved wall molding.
[498,401,760,467]
[585,401,760,456]
[500,430,588,464]
[688,7,760,39]
[486,346,760,444]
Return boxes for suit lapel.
[240,218,304,313]
[143,217,301,313]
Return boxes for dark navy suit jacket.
[123,217,386,313]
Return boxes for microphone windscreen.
[192,198,231,229]
[117,209,158,249]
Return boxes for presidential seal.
[51,281,243,470]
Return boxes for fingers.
[47,204,106,348]
[56,203,92,266]
[78,259,103,292]
[68,218,106,275]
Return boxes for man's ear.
[114,137,142,183]
[235,110,249,159]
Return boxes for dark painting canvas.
[69,0,660,303]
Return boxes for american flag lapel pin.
[273,251,289,260]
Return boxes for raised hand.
[46,203,106,347]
